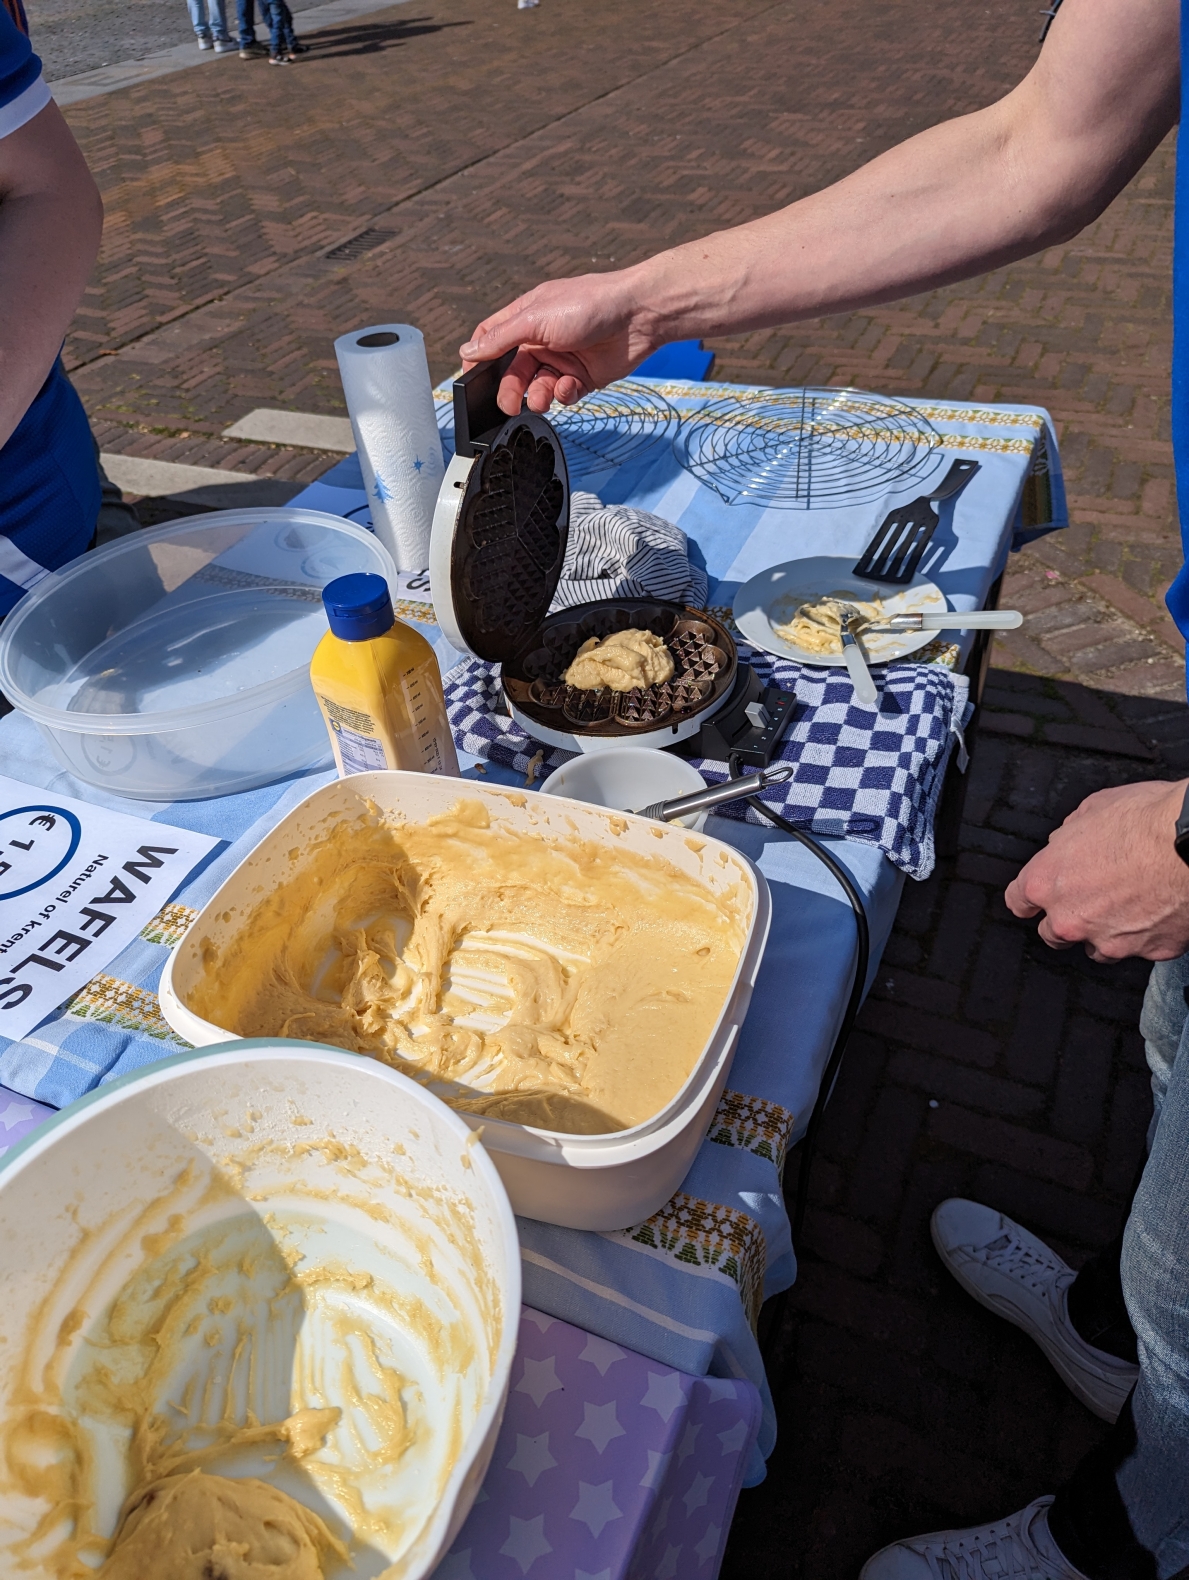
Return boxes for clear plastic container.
[0,509,397,801]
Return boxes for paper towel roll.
[334,324,445,572]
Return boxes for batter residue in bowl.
[563,628,675,691]
[99,1469,347,1578]
[772,593,886,655]
[2,1133,498,1578]
[189,799,746,1134]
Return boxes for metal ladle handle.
[634,762,795,822]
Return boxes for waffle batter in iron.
[563,628,675,692]
[190,799,745,1134]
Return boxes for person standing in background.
[235,0,268,58]
[187,0,235,52]
[461,0,1189,1572]
[261,0,306,65]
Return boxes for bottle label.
[335,725,388,775]
[317,694,389,775]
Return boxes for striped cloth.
[551,491,709,611]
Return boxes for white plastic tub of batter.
[0,1044,519,1580]
[159,771,772,1231]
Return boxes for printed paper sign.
[0,775,220,1042]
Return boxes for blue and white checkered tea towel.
[444,650,970,881]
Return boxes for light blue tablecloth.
[0,379,1065,1484]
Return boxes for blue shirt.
[1170,3,1189,651]
[0,6,99,617]
[1164,0,1189,656]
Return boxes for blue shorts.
[0,360,100,616]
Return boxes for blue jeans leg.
[1116,955,1189,1572]
[188,0,230,40]
[262,0,296,53]
[236,0,258,47]
[1050,954,1189,1577]
[1137,951,1189,1139]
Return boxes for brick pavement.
[47,0,1189,1569]
[63,0,1184,701]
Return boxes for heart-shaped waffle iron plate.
[502,600,736,739]
[445,414,570,666]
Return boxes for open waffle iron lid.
[430,355,738,746]
[430,353,571,667]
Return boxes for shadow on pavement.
[303,15,471,56]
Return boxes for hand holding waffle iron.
[429,356,1017,722]
[426,352,794,767]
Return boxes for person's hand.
[459,267,662,415]
[1004,778,1189,962]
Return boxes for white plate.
[732,555,949,666]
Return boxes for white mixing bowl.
[159,772,770,1231]
[0,1042,520,1580]
[539,745,709,828]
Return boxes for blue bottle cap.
[321,573,395,642]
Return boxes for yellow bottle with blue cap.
[310,573,459,778]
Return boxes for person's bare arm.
[0,101,103,450]
[461,0,1179,414]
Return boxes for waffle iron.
[429,354,741,754]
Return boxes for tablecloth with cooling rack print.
[298,379,1067,660]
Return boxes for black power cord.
[744,797,870,1244]
[726,755,871,1247]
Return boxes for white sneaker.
[213,38,235,50]
[860,1497,1088,1580]
[197,35,213,47]
[931,1199,1138,1422]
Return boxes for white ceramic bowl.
[0,1043,520,1580]
[539,745,708,828]
[159,771,771,1231]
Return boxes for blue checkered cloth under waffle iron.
[444,649,971,882]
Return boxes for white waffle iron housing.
[429,355,737,754]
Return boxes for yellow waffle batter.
[563,628,675,692]
[773,593,886,655]
[189,799,746,1134]
[99,1469,347,1579]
